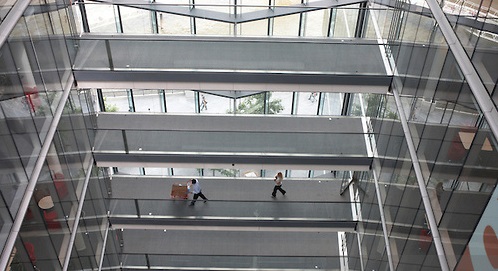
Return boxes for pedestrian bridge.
[93,113,374,170]
[94,114,369,269]
[108,175,358,268]
[72,35,392,94]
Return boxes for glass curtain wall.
[361,0,498,269]
[2,0,493,269]
[94,89,349,182]
[0,1,112,270]
[93,89,354,116]
[77,0,366,38]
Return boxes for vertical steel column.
[354,1,368,38]
[62,159,94,271]
[341,93,352,116]
[115,6,123,33]
[0,0,30,48]
[298,0,306,36]
[97,89,106,112]
[151,0,158,33]
[362,116,395,271]
[233,0,237,35]
[195,91,200,113]
[98,221,110,271]
[371,164,396,271]
[268,0,274,35]
[78,0,91,33]
[190,0,196,34]
[291,92,298,114]
[126,89,135,112]
[391,87,450,271]
[104,40,114,71]
[158,90,167,112]
[264,92,269,114]
[0,79,74,270]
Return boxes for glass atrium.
[0,0,497,270]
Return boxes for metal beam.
[110,217,358,232]
[0,0,31,49]
[424,0,498,157]
[0,77,74,270]
[91,0,366,23]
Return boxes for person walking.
[189,179,208,206]
[308,92,317,103]
[271,172,286,198]
[200,95,208,111]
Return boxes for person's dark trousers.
[190,192,208,205]
[272,185,286,197]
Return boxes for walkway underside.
[108,176,357,270]
[93,114,373,170]
[72,36,392,93]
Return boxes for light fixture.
[34,186,54,209]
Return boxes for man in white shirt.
[189,179,208,206]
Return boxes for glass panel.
[205,168,241,177]
[473,30,498,94]
[158,12,191,35]
[120,6,153,34]
[414,13,436,43]
[0,0,20,23]
[304,8,330,37]
[108,199,356,220]
[172,167,200,176]
[122,254,148,266]
[101,89,130,112]
[332,6,359,38]
[144,167,171,175]
[116,167,142,175]
[155,0,189,4]
[233,93,265,114]
[321,93,343,116]
[275,0,301,5]
[198,92,232,114]
[52,8,73,35]
[195,0,230,13]
[195,18,232,35]
[148,254,341,269]
[271,92,293,115]
[366,4,394,39]
[24,7,52,37]
[85,3,118,33]
[239,19,268,36]
[401,11,421,42]
[273,14,300,36]
[229,93,255,114]
[165,90,195,113]
[296,92,319,115]
[288,169,309,177]
[99,130,369,156]
[133,89,164,113]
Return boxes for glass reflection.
[120,6,153,34]
[85,3,118,33]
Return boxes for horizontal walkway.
[119,229,344,270]
[109,176,354,221]
[93,114,374,170]
[109,176,356,230]
[72,35,392,93]
[110,176,355,269]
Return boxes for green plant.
[212,169,239,177]
[103,97,118,112]
[227,92,283,114]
